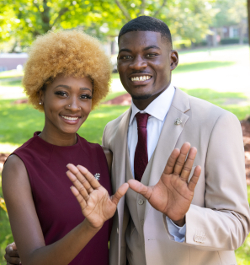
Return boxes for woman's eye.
[55,91,67,97]
[80,94,92,99]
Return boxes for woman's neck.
[39,130,77,146]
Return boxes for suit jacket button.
[138,199,144,205]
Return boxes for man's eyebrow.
[143,45,160,51]
[119,48,131,54]
[54,85,91,92]
[119,46,160,54]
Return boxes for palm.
[66,164,128,229]
[80,187,117,228]
[128,143,201,224]
[147,173,194,221]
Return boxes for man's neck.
[132,83,170,110]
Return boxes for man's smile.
[130,75,152,82]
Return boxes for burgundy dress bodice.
[13,132,111,265]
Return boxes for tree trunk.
[247,0,250,45]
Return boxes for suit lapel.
[145,88,190,218]
[112,107,131,205]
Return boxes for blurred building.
[0,53,28,71]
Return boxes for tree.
[212,0,247,44]
[0,0,217,51]
[247,0,250,45]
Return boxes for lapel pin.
[174,118,182,125]
[94,173,100,181]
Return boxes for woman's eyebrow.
[54,85,91,92]
[54,84,71,89]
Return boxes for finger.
[67,164,94,193]
[66,170,90,200]
[127,179,153,200]
[5,244,19,257]
[111,183,129,206]
[5,256,21,264]
[4,251,20,264]
[163,148,180,175]
[10,242,17,251]
[70,186,87,209]
[173,142,191,176]
[77,165,101,189]
[188,166,201,192]
[180,147,197,181]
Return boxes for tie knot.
[135,112,150,128]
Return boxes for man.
[5,16,250,265]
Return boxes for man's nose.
[129,55,147,70]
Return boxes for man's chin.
[131,94,151,100]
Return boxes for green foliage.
[0,0,219,51]
[220,38,249,45]
[212,0,247,28]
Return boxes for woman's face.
[41,75,93,136]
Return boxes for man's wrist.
[173,217,185,227]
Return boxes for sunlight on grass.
[175,61,235,73]
[0,69,23,79]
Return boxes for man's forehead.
[119,31,165,49]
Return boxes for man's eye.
[80,94,92,99]
[120,55,132,60]
[146,53,157,58]
[55,91,67,97]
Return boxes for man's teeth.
[131,76,151,82]
[62,116,78,121]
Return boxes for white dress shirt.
[127,83,186,242]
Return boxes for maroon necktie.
[134,112,150,181]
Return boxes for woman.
[2,30,128,265]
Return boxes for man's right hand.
[4,243,20,265]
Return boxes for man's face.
[117,31,178,109]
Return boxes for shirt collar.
[129,83,176,125]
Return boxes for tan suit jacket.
[102,88,250,265]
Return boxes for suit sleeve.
[102,125,109,149]
[184,111,250,250]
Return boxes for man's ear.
[170,50,179,71]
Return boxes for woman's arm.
[2,155,127,265]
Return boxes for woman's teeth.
[62,116,78,121]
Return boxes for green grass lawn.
[0,45,250,264]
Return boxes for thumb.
[127,179,153,200]
[11,242,17,250]
[111,183,129,206]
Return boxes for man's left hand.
[128,142,201,226]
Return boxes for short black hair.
[118,16,172,45]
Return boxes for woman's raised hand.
[66,164,129,229]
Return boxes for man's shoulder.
[179,91,240,132]
[105,108,131,131]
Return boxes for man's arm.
[129,112,250,250]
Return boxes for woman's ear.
[170,50,179,71]
[38,89,44,105]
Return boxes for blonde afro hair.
[23,30,112,111]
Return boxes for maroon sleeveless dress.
[13,132,112,265]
